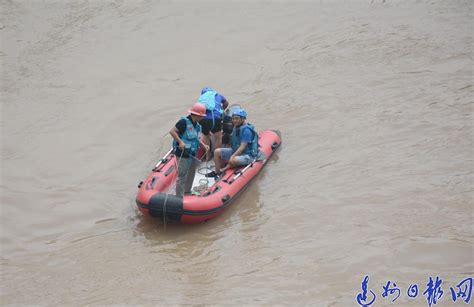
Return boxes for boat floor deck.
[191,159,217,195]
[168,158,217,195]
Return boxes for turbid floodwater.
[1,1,472,305]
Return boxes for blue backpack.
[198,90,218,112]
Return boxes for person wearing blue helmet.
[197,87,229,161]
[205,107,259,178]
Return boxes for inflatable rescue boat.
[136,129,282,223]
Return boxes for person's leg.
[213,131,222,151]
[200,119,212,161]
[202,134,212,161]
[206,148,232,177]
[176,157,191,196]
[223,154,252,172]
[214,148,223,172]
[184,159,197,194]
[216,148,233,173]
[210,119,223,151]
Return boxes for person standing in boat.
[197,87,229,161]
[170,103,209,196]
[205,108,259,178]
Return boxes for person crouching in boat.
[205,108,259,178]
[197,87,229,161]
[170,103,209,196]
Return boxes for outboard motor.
[222,104,241,146]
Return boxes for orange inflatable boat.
[136,129,281,223]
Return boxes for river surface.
[1,1,473,305]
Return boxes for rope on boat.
[192,178,210,194]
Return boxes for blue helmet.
[201,87,214,95]
[232,108,247,118]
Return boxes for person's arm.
[216,93,229,111]
[199,138,210,152]
[170,126,186,150]
[230,142,247,160]
[230,127,252,159]
[222,98,229,111]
